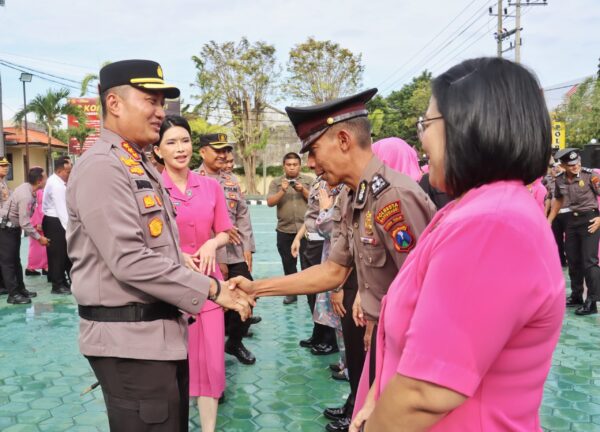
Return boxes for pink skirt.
[188,301,225,398]
[27,235,48,270]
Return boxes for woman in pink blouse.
[154,116,232,432]
[351,58,565,431]
[26,187,48,275]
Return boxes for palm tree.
[13,88,85,172]
[80,61,111,96]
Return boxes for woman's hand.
[349,387,377,432]
[182,252,201,272]
[353,291,366,327]
[291,236,301,258]
[228,227,242,245]
[364,320,376,352]
[193,239,218,275]
[318,188,333,211]
[331,289,346,317]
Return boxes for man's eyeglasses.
[416,116,443,139]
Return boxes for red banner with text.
[67,98,101,155]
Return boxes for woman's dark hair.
[152,115,192,164]
[28,167,44,185]
[432,57,551,197]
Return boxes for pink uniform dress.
[371,181,565,431]
[527,177,547,213]
[27,188,48,271]
[162,170,233,398]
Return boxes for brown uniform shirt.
[304,178,326,238]
[6,182,40,239]
[198,163,256,265]
[0,177,12,218]
[268,174,313,233]
[67,128,211,361]
[554,168,600,213]
[328,155,436,321]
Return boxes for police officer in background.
[197,134,260,366]
[66,60,252,432]
[0,167,48,304]
[231,88,437,431]
[549,148,600,315]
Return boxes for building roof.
[2,127,67,148]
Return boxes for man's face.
[63,160,73,181]
[200,146,228,171]
[224,151,235,173]
[307,131,345,187]
[0,164,9,179]
[115,87,166,147]
[283,158,300,178]
[562,161,581,177]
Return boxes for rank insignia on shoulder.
[130,166,145,176]
[155,194,163,207]
[356,180,368,205]
[370,174,390,197]
[121,142,141,160]
[148,217,163,237]
[120,156,140,167]
[135,180,152,190]
[143,195,156,208]
[390,224,415,253]
[376,201,402,225]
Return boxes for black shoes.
[225,341,256,365]
[331,370,348,381]
[299,336,315,348]
[248,315,262,325]
[25,269,41,276]
[575,299,598,316]
[324,406,346,421]
[330,363,343,372]
[283,295,297,305]
[311,343,339,356]
[326,417,351,432]
[7,294,31,304]
[0,287,7,295]
[20,288,37,298]
[566,296,584,307]
[51,285,71,295]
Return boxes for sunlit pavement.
[0,206,598,431]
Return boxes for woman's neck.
[166,166,189,195]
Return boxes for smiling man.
[231,88,436,432]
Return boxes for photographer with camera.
[267,152,312,304]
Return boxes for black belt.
[78,303,181,322]
[572,209,599,217]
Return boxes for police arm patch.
[390,224,415,253]
[375,201,402,225]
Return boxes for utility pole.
[497,0,503,57]
[515,0,522,63]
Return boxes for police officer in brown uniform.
[549,148,600,315]
[0,156,12,295]
[231,88,436,431]
[197,134,259,365]
[66,60,252,432]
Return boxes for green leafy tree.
[191,38,279,194]
[283,37,364,104]
[80,61,111,96]
[554,78,600,147]
[68,124,96,153]
[13,88,85,171]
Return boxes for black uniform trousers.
[42,215,72,287]
[565,210,600,301]
[225,261,253,341]
[340,269,365,415]
[87,356,189,432]
[276,230,307,276]
[0,227,25,297]
[302,239,337,347]
[551,212,569,267]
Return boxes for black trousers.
[0,227,25,297]
[225,261,253,342]
[340,269,365,415]
[565,211,600,301]
[42,216,72,286]
[87,356,189,432]
[552,212,569,267]
[302,239,337,346]
[276,230,307,276]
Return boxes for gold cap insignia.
[327,117,334,125]
[219,134,226,142]
[157,65,164,79]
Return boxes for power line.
[0,59,92,94]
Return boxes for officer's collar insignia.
[143,195,156,208]
[356,180,368,205]
[135,180,152,190]
[130,166,145,176]
[370,174,390,197]
[120,156,140,167]
[148,217,163,237]
[121,142,141,161]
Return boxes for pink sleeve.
[396,217,540,397]
[212,181,233,234]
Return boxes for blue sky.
[1,0,598,120]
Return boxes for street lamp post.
[19,72,32,173]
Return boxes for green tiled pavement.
[0,205,597,431]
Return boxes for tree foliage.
[554,78,600,147]
[283,37,364,104]
[80,60,111,96]
[191,38,279,194]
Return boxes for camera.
[288,179,297,188]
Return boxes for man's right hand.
[213,280,255,321]
[39,236,50,246]
[281,179,289,192]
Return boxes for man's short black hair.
[99,85,129,118]
[283,152,301,164]
[28,167,44,185]
[432,57,551,197]
[54,155,71,172]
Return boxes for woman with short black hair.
[351,57,564,431]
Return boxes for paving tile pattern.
[0,206,597,430]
